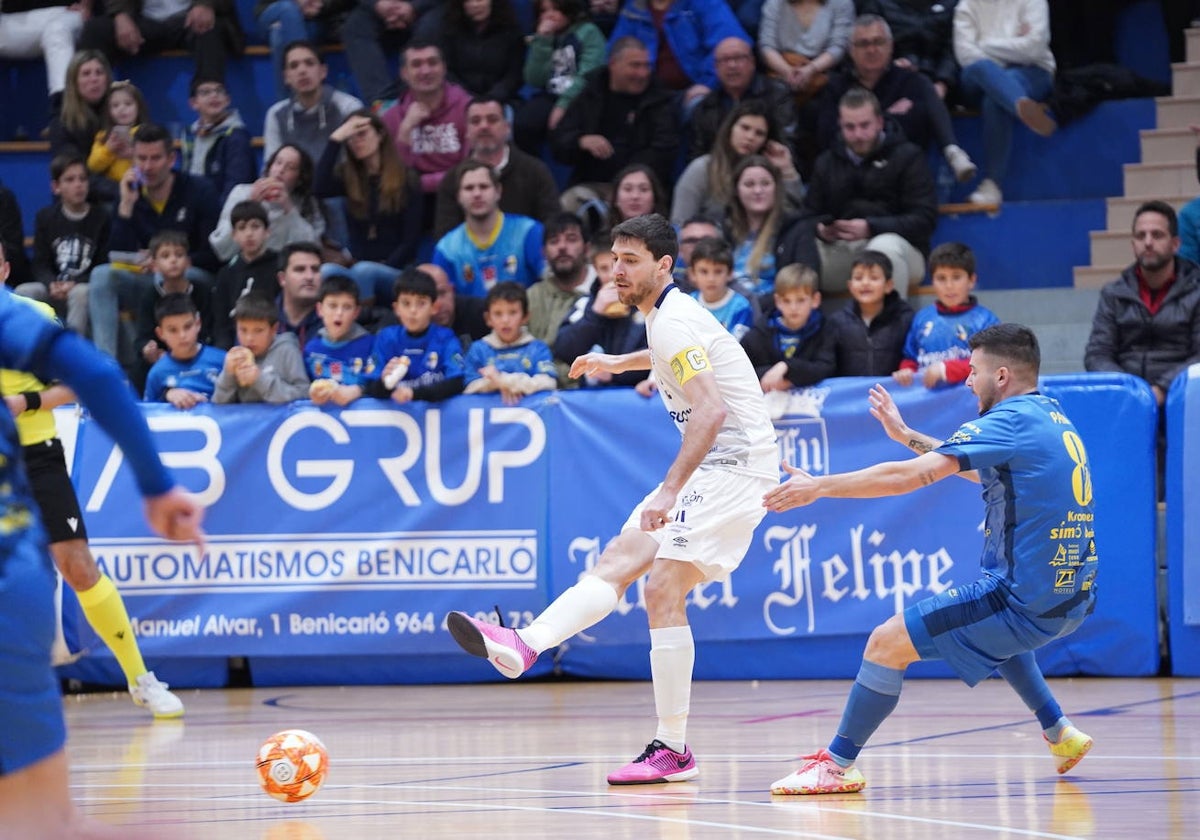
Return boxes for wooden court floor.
[64,677,1199,839]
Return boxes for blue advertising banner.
[63,399,554,668]
[61,375,1160,686]
[1168,365,1200,674]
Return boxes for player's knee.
[52,542,101,591]
[862,617,912,668]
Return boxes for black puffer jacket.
[1083,257,1200,392]
[819,290,915,378]
[796,120,938,255]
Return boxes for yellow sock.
[75,575,147,685]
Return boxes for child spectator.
[463,282,558,403]
[214,294,311,404]
[367,268,467,404]
[143,294,226,408]
[893,241,1001,388]
[182,77,254,206]
[554,241,649,389]
[210,144,327,264]
[305,275,377,407]
[821,249,914,377]
[688,237,755,342]
[515,0,607,155]
[211,201,280,350]
[135,231,213,376]
[87,81,147,187]
[741,262,833,391]
[23,155,110,335]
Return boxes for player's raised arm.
[764,450,961,512]
[869,383,980,484]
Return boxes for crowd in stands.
[1,0,1198,416]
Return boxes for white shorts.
[623,465,775,582]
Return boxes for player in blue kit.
[764,323,1097,794]
[0,243,204,838]
[432,160,544,297]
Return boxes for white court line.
[69,749,1200,770]
[74,779,1091,839]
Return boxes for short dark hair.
[282,39,322,68]
[154,292,198,324]
[0,239,7,263]
[467,95,507,117]
[688,237,733,270]
[319,273,360,303]
[457,158,500,190]
[544,211,584,244]
[132,123,172,154]
[403,39,443,64]
[50,154,87,182]
[839,86,882,118]
[231,200,269,228]
[188,75,226,98]
[279,241,322,272]
[611,213,677,263]
[928,241,976,276]
[851,249,893,280]
[969,323,1040,374]
[149,229,189,256]
[394,266,438,302]
[233,292,278,324]
[1133,200,1178,237]
[485,280,528,314]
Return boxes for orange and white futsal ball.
[256,729,329,803]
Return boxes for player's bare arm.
[868,383,980,484]
[763,451,960,512]
[642,370,725,531]
[569,348,652,380]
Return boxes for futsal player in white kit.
[447,214,779,784]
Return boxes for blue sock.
[997,652,1066,735]
[827,660,905,766]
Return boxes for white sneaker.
[944,144,977,183]
[129,671,185,719]
[968,178,1002,206]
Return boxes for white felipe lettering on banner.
[761,522,958,636]
[85,406,547,513]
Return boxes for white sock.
[650,625,695,753]
[518,575,618,652]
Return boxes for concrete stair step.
[974,287,1099,323]
[1156,95,1200,129]
[1140,127,1196,162]
[1107,194,1193,230]
[1189,28,1200,63]
[1073,264,1125,289]
[973,288,1098,375]
[1124,160,1197,196]
[1173,62,1200,96]
[1090,230,1135,264]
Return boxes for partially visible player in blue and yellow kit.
[0,240,204,839]
[2,295,184,718]
[765,323,1098,795]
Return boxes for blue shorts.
[0,536,66,776]
[903,576,1087,687]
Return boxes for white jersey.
[646,285,777,478]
